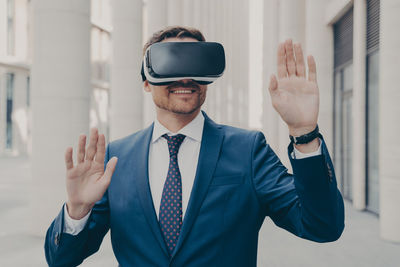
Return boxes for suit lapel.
[133,122,169,257]
[171,110,224,258]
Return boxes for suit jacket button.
[326,164,333,182]
[54,232,60,246]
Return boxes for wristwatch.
[289,124,319,145]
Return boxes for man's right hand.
[65,128,118,220]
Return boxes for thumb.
[268,74,278,94]
[101,156,118,187]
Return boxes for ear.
[143,80,151,92]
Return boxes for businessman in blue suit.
[45,26,344,266]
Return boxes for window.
[7,0,15,56]
[333,7,354,200]
[6,73,15,149]
[27,76,30,107]
[91,27,111,83]
[366,0,380,214]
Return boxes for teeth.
[172,90,193,94]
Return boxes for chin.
[169,105,200,115]
[170,108,197,115]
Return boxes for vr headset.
[141,42,225,86]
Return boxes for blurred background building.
[0,0,399,263]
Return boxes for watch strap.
[289,124,319,145]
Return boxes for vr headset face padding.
[141,42,226,85]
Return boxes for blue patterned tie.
[159,133,186,255]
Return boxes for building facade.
[0,0,399,242]
[259,0,399,242]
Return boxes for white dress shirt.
[63,111,321,235]
[149,110,204,219]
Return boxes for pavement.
[0,156,399,267]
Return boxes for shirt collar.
[152,110,205,143]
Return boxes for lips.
[170,89,196,94]
[167,80,200,94]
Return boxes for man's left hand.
[268,39,319,137]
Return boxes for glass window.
[334,70,342,188]
[365,0,380,214]
[333,7,354,201]
[27,76,30,107]
[7,0,15,56]
[6,73,15,149]
[91,27,111,82]
[334,64,353,201]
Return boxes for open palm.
[65,128,118,219]
[268,39,319,136]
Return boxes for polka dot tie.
[159,133,186,255]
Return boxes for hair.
[143,26,206,55]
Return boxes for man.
[45,26,344,266]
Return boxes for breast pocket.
[210,174,244,186]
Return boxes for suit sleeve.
[44,144,112,267]
[251,131,345,242]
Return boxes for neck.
[156,108,201,133]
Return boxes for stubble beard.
[155,92,206,115]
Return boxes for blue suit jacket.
[45,110,344,266]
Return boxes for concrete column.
[203,0,218,117]
[0,0,6,57]
[379,0,400,243]
[206,0,216,118]
[230,0,239,126]
[261,0,280,151]
[31,0,90,234]
[204,0,213,118]
[213,0,223,122]
[248,0,263,130]
[305,0,334,153]
[192,0,201,29]
[231,0,249,128]
[146,0,167,34]
[278,0,306,168]
[167,0,182,26]
[143,0,168,128]
[111,0,143,140]
[201,0,209,37]
[352,0,367,210]
[207,0,223,120]
[223,0,231,125]
[15,0,29,59]
[182,0,193,26]
[239,0,249,129]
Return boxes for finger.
[86,128,98,161]
[307,55,317,82]
[285,39,296,76]
[77,134,86,164]
[268,74,278,94]
[65,147,74,170]
[294,43,306,78]
[100,157,118,187]
[95,133,106,164]
[277,43,287,79]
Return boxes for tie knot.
[162,134,186,156]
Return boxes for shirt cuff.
[63,203,91,235]
[291,138,322,159]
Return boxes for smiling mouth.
[169,89,196,94]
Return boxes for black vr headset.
[141,42,226,86]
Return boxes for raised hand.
[268,39,319,137]
[65,128,118,219]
